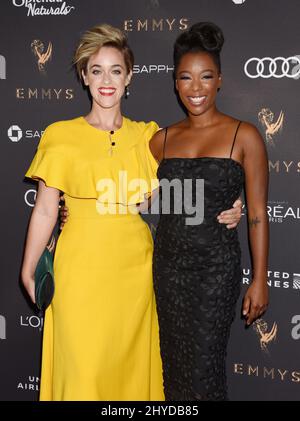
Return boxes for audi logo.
[244,56,300,79]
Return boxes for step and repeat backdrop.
[0,0,299,401]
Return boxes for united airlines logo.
[253,319,277,353]
[293,274,300,289]
[17,375,40,392]
[31,40,52,73]
[244,56,300,79]
[258,108,284,146]
[243,268,300,289]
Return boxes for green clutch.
[35,246,54,311]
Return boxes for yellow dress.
[25,116,164,401]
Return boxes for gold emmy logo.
[258,108,284,146]
[124,18,189,32]
[253,319,277,352]
[31,40,53,73]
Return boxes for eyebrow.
[90,64,124,69]
[178,68,215,74]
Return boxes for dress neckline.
[159,157,244,173]
[80,115,127,134]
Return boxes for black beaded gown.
[153,122,244,401]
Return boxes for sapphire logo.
[8,125,23,142]
[24,189,37,207]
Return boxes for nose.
[191,78,202,91]
[103,72,111,84]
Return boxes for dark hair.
[173,22,224,75]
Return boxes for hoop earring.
[125,85,130,99]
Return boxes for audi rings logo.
[244,56,300,79]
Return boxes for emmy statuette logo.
[258,108,284,146]
[31,40,53,73]
[253,319,277,352]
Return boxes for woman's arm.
[21,180,60,303]
[240,123,269,325]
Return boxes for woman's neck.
[84,106,123,131]
[187,105,221,129]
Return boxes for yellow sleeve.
[25,123,97,198]
[25,124,68,191]
[142,121,160,182]
[130,120,160,203]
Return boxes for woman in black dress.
[150,22,269,401]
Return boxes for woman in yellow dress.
[21,23,242,401]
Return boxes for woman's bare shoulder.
[149,128,166,162]
[149,120,185,161]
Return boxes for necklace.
[108,130,116,156]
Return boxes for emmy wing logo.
[258,108,284,146]
[253,319,277,352]
[31,40,52,73]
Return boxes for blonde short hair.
[73,23,134,80]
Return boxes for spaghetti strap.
[230,121,242,158]
[162,127,168,159]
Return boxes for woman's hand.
[59,205,69,230]
[242,278,269,325]
[217,197,243,229]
